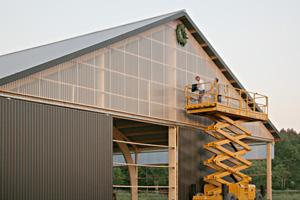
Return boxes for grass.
[113,190,168,200]
[271,192,300,200]
[114,190,300,200]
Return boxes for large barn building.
[0,10,281,200]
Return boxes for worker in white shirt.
[195,76,205,103]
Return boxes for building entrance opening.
[112,117,177,200]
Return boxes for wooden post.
[267,142,272,200]
[169,127,177,200]
[135,149,138,188]
[113,127,138,200]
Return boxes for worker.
[195,76,205,103]
[207,78,221,103]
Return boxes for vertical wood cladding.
[0,97,112,200]
[178,127,215,200]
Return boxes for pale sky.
[1,0,299,132]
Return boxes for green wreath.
[176,23,189,46]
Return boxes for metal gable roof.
[0,10,282,141]
[0,10,184,85]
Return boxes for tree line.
[244,128,300,190]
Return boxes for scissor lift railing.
[185,82,268,200]
[185,82,268,121]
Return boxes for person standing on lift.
[207,78,221,103]
[195,76,205,103]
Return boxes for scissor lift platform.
[185,101,268,121]
[185,82,267,200]
[185,82,268,121]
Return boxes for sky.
[0,0,299,132]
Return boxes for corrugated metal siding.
[178,127,215,200]
[0,97,112,200]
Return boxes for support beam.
[114,146,166,152]
[169,127,177,200]
[113,162,169,168]
[134,138,168,143]
[189,29,197,34]
[200,43,208,47]
[135,149,138,187]
[267,142,272,200]
[113,127,138,200]
[113,126,138,150]
[113,139,169,148]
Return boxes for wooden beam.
[113,126,138,150]
[135,149,138,183]
[137,177,168,180]
[189,29,197,34]
[113,140,169,148]
[169,127,177,200]
[200,43,208,47]
[114,146,167,152]
[134,138,168,143]
[210,56,218,60]
[125,129,167,137]
[113,162,169,168]
[220,68,227,72]
[113,127,138,200]
[229,79,236,83]
[267,142,272,200]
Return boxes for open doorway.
[112,117,176,200]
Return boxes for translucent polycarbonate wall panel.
[0,19,271,139]
[243,143,275,160]
[113,151,169,165]
[241,121,274,139]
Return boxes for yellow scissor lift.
[185,82,268,200]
